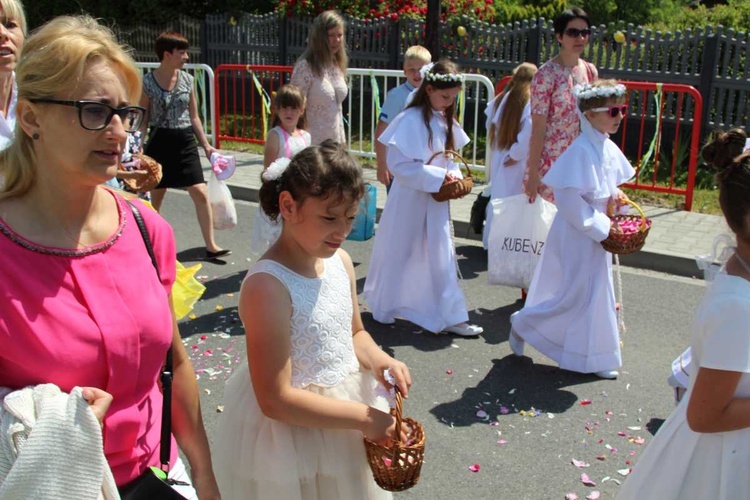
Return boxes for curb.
[227,183,703,280]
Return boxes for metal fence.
[118,13,750,135]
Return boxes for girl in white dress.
[363,59,483,337]
[618,130,750,499]
[509,80,635,379]
[214,140,412,500]
[483,62,537,249]
[251,84,312,258]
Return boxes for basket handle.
[625,199,649,233]
[426,149,473,180]
[390,386,405,462]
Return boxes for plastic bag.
[208,172,237,230]
[172,262,206,320]
[487,194,557,288]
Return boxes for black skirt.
[145,127,205,188]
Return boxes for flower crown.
[262,157,291,182]
[420,62,465,84]
[574,83,627,102]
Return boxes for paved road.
[160,191,706,500]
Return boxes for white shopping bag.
[487,194,557,288]
[208,172,237,230]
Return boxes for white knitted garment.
[0,384,119,499]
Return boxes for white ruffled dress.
[213,253,392,500]
[512,115,635,374]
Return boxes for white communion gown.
[213,253,392,500]
[511,115,635,374]
[618,271,750,499]
[482,95,532,248]
[363,107,471,333]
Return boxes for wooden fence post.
[388,19,400,69]
[699,34,719,138]
[527,21,541,66]
[279,15,288,65]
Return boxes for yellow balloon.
[614,31,626,44]
[457,26,467,37]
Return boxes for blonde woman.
[290,10,348,145]
[0,15,219,499]
[0,0,25,150]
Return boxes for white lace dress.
[213,254,392,500]
[250,127,311,259]
[290,59,347,145]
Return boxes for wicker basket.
[364,387,425,492]
[601,199,652,255]
[428,150,474,202]
[121,154,163,192]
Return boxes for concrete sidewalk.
[201,150,728,278]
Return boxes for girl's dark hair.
[701,128,750,236]
[154,31,189,61]
[553,8,591,35]
[406,59,462,151]
[270,84,307,130]
[258,139,365,221]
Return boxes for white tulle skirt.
[214,363,393,500]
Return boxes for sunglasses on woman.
[28,99,146,133]
[590,105,628,118]
[564,28,592,38]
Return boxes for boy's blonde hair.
[403,45,431,65]
[0,15,142,200]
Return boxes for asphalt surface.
[160,191,707,500]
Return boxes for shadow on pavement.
[200,270,245,301]
[429,355,596,426]
[179,305,244,338]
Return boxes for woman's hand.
[191,469,221,500]
[81,387,113,424]
[609,220,623,237]
[615,190,631,209]
[377,164,393,186]
[204,145,218,161]
[525,172,540,202]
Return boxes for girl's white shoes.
[443,323,483,337]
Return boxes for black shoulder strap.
[127,200,174,472]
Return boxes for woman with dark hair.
[524,7,598,203]
[618,129,750,499]
[290,10,348,145]
[139,31,229,260]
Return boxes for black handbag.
[119,201,188,500]
[469,191,491,235]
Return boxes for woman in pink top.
[291,10,348,145]
[524,8,598,203]
[0,16,219,499]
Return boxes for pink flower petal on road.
[617,431,627,436]
[469,464,481,473]
[497,439,507,445]
[572,458,590,468]
[565,494,579,500]
[476,410,489,419]
[581,473,596,486]
[499,406,510,414]
[586,492,600,500]
[580,399,593,406]
[446,369,454,375]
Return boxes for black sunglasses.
[590,105,628,118]
[564,28,592,38]
[28,99,146,133]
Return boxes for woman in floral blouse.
[290,10,348,145]
[524,8,598,203]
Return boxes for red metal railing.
[214,64,293,149]
[495,77,702,211]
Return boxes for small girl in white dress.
[364,59,483,337]
[214,140,412,500]
[509,80,635,379]
[483,62,537,248]
[250,84,311,258]
[618,129,750,499]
